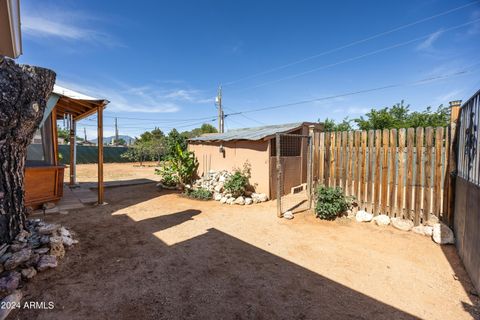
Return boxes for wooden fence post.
[445,100,462,226]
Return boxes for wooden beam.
[69,116,76,186]
[97,105,104,204]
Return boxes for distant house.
[188,122,322,199]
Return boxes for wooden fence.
[312,127,451,225]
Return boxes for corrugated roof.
[53,85,107,102]
[189,122,306,142]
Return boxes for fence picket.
[367,130,375,213]
[359,131,367,209]
[424,127,433,222]
[342,131,348,193]
[397,129,406,218]
[374,130,382,214]
[405,128,415,220]
[336,132,342,187]
[381,129,389,215]
[354,131,361,199]
[433,127,444,217]
[330,132,336,187]
[389,129,397,216]
[346,132,354,196]
[414,127,424,225]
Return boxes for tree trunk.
[0,57,56,244]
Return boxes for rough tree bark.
[0,57,56,244]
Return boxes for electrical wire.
[223,1,479,86]
[231,18,480,93]
[223,66,479,116]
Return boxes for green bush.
[155,164,178,187]
[314,185,353,220]
[184,188,212,200]
[224,162,251,197]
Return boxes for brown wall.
[453,177,480,292]
[189,140,271,195]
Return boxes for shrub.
[169,143,198,186]
[155,164,178,187]
[184,188,212,200]
[314,185,354,220]
[224,162,251,197]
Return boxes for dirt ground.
[70,162,160,183]
[14,184,479,320]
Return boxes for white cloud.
[22,5,121,47]
[435,89,463,104]
[467,10,480,35]
[56,80,212,114]
[416,30,443,52]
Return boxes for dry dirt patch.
[15,184,479,319]
[68,162,160,183]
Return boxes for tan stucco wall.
[188,140,271,195]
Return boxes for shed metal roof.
[189,122,307,142]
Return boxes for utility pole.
[216,85,224,133]
[114,117,119,146]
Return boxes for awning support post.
[97,105,104,204]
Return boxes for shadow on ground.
[16,185,420,319]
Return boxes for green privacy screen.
[57,145,130,164]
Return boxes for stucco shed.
[188,122,321,199]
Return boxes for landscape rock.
[25,254,40,268]
[59,227,71,238]
[425,214,439,227]
[0,272,21,298]
[245,197,253,205]
[226,197,235,205]
[252,193,268,202]
[15,230,30,242]
[220,197,227,204]
[391,218,414,231]
[36,255,58,272]
[346,210,355,219]
[4,248,32,270]
[432,223,455,245]
[0,253,12,265]
[21,267,37,280]
[37,223,60,235]
[355,210,373,222]
[62,236,75,247]
[214,193,222,201]
[283,211,294,220]
[412,225,434,236]
[0,245,9,257]
[43,202,56,210]
[9,243,26,252]
[0,290,22,320]
[373,214,390,226]
[234,196,245,205]
[49,236,65,259]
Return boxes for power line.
[223,1,479,86]
[232,18,480,93]
[224,66,479,116]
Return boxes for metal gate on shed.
[275,133,313,217]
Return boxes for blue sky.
[18,0,480,139]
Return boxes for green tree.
[165,129,187,157]
[353,101,449,130]
[181,123,218,139]
[322,117,353,132]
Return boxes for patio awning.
[52,85,109,120]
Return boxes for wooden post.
[97,105,104,204]
[276,133,282,217]
[69,115,76,186]
[307,126,315,210]
[445,100,462,226]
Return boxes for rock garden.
[312,185,455,246]
[0,220,77,319]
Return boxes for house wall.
[188,140,271,195]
